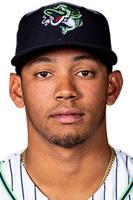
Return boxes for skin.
[10,48,123,200]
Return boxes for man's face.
[14,48,110,148]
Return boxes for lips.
[49,108,84,124]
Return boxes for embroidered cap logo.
[41,4,83,35]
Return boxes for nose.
[54,76,79,101]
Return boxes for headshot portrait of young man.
[0,1,133,200]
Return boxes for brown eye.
[76,70,94,78]
[35,71,52,78]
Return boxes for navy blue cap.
[11,2,117,67]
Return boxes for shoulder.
[115,149,133,163]
[115,149,133,175]
[0,152,22,198]
[0,152,21,170]
[0,152,22,185]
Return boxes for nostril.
[56,95,77,100]
[69,96,76,99]
[56,96,63,99]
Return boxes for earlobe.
[9,73,24,108]
[107,70,123,105]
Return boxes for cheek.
[79,80,108,110]
[81,79,108,97]
[22,82,54,107]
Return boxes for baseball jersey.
[0,149,133,200]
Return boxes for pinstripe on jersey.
[0,165,17,200]
[0,150,133,200]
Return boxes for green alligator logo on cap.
[41,4,83,35]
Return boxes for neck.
[23,124,112,200]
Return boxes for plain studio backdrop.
[0,0,132,160]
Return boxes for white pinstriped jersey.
[0,149,133,200]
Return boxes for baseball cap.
[11,2,117,68]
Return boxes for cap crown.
[11,2,117,67]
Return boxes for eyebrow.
[73,54,99,62]
[28,56,55,66]
[27,53,99,66]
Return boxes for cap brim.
[11,43,117,67]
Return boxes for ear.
[107,70,123,105]
[9,73,24,108]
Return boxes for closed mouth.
[49,108,84,124]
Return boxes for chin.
[43,132,89,149]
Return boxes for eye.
[35,71,52,78]
[76,70,94,78]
